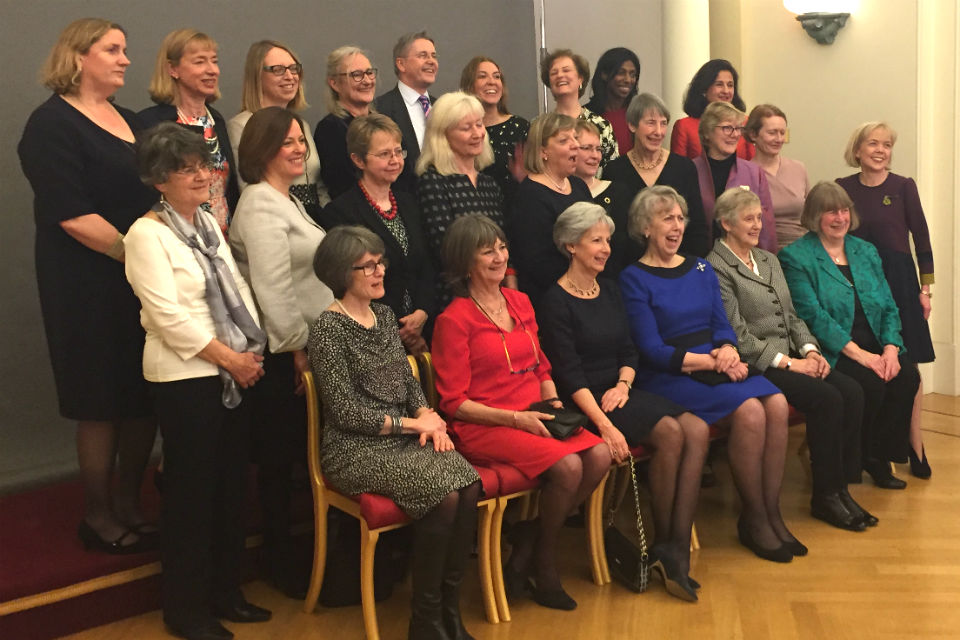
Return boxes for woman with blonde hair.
[139,28,239,232]
[19,17,158,554]
[227,40,329,218]
[315,45,378,199]
[836,121,935,478]
[415,91,504,302]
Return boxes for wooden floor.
[63,394,960,640]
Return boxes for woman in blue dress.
[619,185,798,563]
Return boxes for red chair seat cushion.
[486,462,539,495]
[627,443,652,460]
[473,465,500,498]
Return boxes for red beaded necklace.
[358,180,398,220]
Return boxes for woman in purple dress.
[837,121,934,478]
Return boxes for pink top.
[766,156,809,250]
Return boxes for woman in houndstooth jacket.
[706,188,872,532]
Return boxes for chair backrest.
[417,352,440,410]
[302,370,326,492]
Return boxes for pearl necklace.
[335,299,376,328]
[542,170,568,192]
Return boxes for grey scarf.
[155,200,266,408]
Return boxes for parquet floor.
[63,394,960,639]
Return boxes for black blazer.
[373,86,433,196]
[138,103,240,213]
[320,184,435,320]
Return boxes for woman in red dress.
[432,214,607,611]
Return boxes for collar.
[719,239,759,276]
[397,81,427,106]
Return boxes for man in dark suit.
[374,31,437,194]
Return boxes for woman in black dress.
[603,93,708,257]
[18,18,157,554]
[322,113,434,354]
[509,112,593,305]
[459,55,530,202]
[539,202,708,601]
[315,45,377,199]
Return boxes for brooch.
[603,197,611,204]
[696,261,706,272]
[882,195,892,205]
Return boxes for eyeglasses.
[263,63,302,76]
[337,68,378,82]
[174,162,214,176]
[716,125,744,136]
[578,144,602,153]
[351,259,388,276]
[471,294,541,375]
[368,147,407,161]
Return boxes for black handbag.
[526,401,588,440]
[603,453,649,593]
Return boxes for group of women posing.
[20,16,936,640]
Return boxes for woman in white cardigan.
[229,106,333,597]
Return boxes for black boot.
[408,528,451,640]
[441,502,478,640]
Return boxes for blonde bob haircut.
[325,45,374,118]
[627,185,688,247]
[523,112,578,174]
[240,40,308,112]
[574,118,601,140]
[148,28,220,105]
[415,91,494,176]
[698,101,746,150]
[801,181,860,233]
[843,121,897,168]
[714,188,761,238]
[42,18,125,95]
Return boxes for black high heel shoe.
[909,446,932,479]
[78,521,151,555]
[737,518,792,563]
[650,552,698,602]
[865,459,907,490]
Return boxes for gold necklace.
[630,147,664,171]
[564,274,599,297]
[471,292,504,316]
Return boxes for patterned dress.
[308,304,478,518]
[175,107,232,231]
[483,115,530,203]
[579,106,619,168]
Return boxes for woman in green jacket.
[779,181,919,491]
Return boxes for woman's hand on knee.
[599,424,629,463]
[420,429,455,452]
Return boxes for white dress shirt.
[397,80,429,150]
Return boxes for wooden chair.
[416,352,611,621]
[408,354,500,624]
[302,371,411,640]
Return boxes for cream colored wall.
[737,0,918,184]
[730,0,958,394]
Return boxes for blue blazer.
[779,232,904,366]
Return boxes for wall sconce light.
[784,1,854,45]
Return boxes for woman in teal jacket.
[780,181,919,490]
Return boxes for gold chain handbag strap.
[627,453,650,591]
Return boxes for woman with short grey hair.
[308,224,481,639]
[603,93,708,256]
[539,202,709,602]
[619,184,798,565]
[707,187,872,532]
[125,121,271,637]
